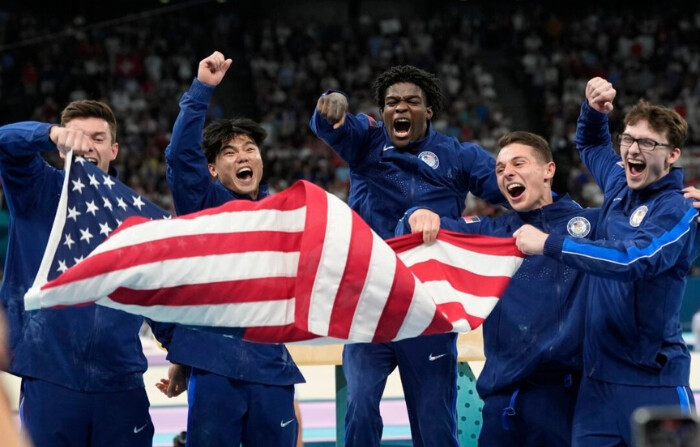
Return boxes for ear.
[544,161,556,182]
[667,147,681,165]
[426,106,434,120]
[208,163,217,178]
[110,142,119,161]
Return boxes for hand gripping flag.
[25,166,523,344]
[28,151,171,291]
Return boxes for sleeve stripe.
[561,207,698,266]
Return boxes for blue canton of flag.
[32,153,171,288]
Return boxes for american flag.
[26,172,523,344]
[30,152,171,290]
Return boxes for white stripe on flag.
[394,276,441,340]
[347,232,398,342]
[421,279,499,318]
[91,207,308,256]
[400,239,522,277]
[307,193,353,336]
[30,252,301,309]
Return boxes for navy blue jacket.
[310,104,504,238]
[543,101,700,386]
[0,122,148,392]
[397,195,599,397]
[161,79,303,385]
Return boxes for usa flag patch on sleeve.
[461,216,481,224]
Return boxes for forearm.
[165,79,215,214]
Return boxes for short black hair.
[372,65,445,116]
[202,118,267,163]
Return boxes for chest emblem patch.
[629,205,648,227]
[418,151,439,169]
[567,216,591,238]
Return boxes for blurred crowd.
[0,1,698,215]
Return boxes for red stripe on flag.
[110,181,310,238]
[419,305,454,336]
[41,231,303,290]
[294,183,328,333]
[243,324,319,344]
[327,212,374,339]
[438,231,524,257]
[409,260,513,298]
[371,257,417,342]
[108,276,297,306]
[437,301,485,331]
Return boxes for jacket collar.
[518,194,583,223]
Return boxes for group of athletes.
[0,48,699,447]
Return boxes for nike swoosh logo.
[280,419,295,428]
[133,422,149,434]
[383,145,395,152]
[428,353,447,361]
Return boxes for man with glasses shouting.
[514,77,700,447]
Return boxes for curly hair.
[202,118,267,164]
[372,65,445,116]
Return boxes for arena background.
[1,0,699,445]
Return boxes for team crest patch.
[629,205,648,227]
[418,151,439,169]
[567,216,591,237]
[461,216,481,224]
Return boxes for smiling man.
[398,131,599,446]
[514,77,700,447]
[310,65,504,447]
[155,51,304,447]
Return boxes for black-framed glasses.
[617,134,672,151]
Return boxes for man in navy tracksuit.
[155,51,304,447]
[397,131,599,446]
[515,77,700,446]
[0,101,157,445]
[310,65,504,447]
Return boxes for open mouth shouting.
[626,158,646,178]
[506,183,526,200]
[236,166,254,185]
[393,118,412,141]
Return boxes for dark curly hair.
[372,65,445,116]
[202,118,267,163]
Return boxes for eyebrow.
[496,156,527,167]
[385,94,423,101]
[221,141,257,150]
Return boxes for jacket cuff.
[189,78,216,102]
[543,234,565,259]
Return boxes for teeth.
[507,183,524,191]
[237,167,252,174]
[628,159,644,165]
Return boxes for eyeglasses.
[617,134,672,151]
